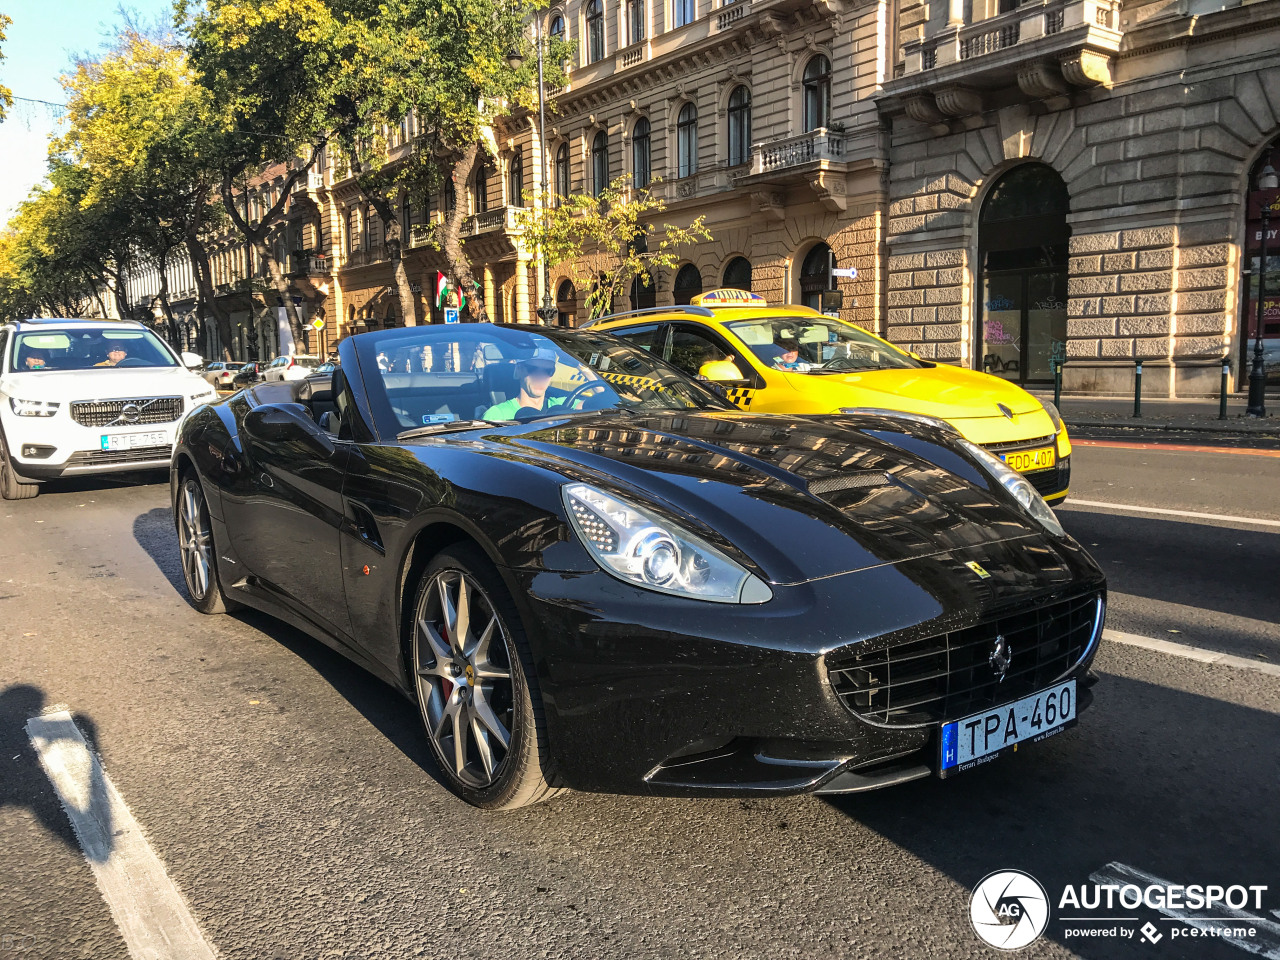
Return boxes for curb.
[1066,417,1280,436]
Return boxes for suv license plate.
[1001,446,1055,472]
[100,431,167,451]
[938,680,1076,778]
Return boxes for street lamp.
[514,22,560,325]
[1247,162,1278,418]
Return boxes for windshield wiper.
[396,420,497,442]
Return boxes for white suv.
[261,354,321,382]
[0,319,217,499]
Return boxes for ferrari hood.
[498,410,1064,586]
[791,364,1044,419]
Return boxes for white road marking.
[1103,630,1280,678]
[1090,862,1280,958]
[1063,499,1280,529]
[26,711,217,960]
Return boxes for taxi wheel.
[0,429,39,500]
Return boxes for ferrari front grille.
[828,592,1102,727]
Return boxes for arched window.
[628,0,644,43]
[677,102,698,179]
[722,256,751,291]
[592,131,609,197]
[555,143,571,204]
[800,242,832,310]
[673,263,703,304]
[803,55,831,132]
[556,279,578,326]
[632,117,652,189]
[474,160,491,213]
[586,0,604,63]
[674,0,695,27]
[727,86,751,168]
[508,150,525,206]
[550,13,565,42]
[630,274,656,309]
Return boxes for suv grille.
[70,397,184,428]
[828,592,1101,727]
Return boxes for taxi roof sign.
[690,289,769,306]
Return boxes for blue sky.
[0,1,177,223]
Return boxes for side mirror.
[908,351,922,361]
[181,351,203,369]
[243,402,335,457]
[698,359,745,382]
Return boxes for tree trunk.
[364,190,418,327]
[441,143,486,321]
[254,239,309,350]
[185,232,236,362]
[156,256,181,349]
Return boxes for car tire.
[175,473,237,614]
[0,429,39,500]
[410,544,563,809]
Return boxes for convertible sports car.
[172,323,1105,809]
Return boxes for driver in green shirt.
[483,348,566,420]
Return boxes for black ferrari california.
[171,323,1105,808]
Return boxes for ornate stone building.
[877,0,1280,395]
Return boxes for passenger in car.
[23,351,48,370]
[95,344,128,367]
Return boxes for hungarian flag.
[435,272,467,310]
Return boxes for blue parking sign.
[444,308,459,324]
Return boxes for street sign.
[310,318,325,330]
[444,308,460,324]
[831,267,859,279]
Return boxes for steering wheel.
[560,380,612,409]
[115,357,149,367]
[512,381,613,422]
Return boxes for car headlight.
[958,440,1065,537]
[1041,399,1063,435]
[562,482,772,603]
[10,398,59,417]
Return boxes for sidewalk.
[1026,391,1280,436]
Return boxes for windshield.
[356,325,731,436]
[726,316,924,374]
[9,327,178,373]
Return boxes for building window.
[674,0,695,27]
[803,55,831,132]
[727,86,751,167]
[586,0,604,62]
[630,274,656,309]
[722,256,751,291]
[444,179,456,216]
[632,117,651,189]
[673,263,703,304]
[555,142,571,204]
[474,160,491,213]
[592,131,609,197]
[628,0,645,43]
[347,208,360,253]
[677,102,698,179]
[800,242,833,310]
[550,13,565,41]
[509,150,525,205]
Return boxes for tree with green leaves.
[516,176,713,320]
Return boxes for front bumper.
[2,411,179,480]
[511,534,1105,797]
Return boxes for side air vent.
[807,472,891,498]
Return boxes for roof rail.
[580,304,715,328]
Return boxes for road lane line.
[1090,862,1280,958]
[1063,499,1280,529]
[1103,630,1280,678]
[25,711,217,960]
[1073,439,1280,458]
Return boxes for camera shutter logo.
[970,870,1049,950]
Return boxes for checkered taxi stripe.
[723,387,755,410]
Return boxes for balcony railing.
[960,21,1019,59]
[287,252,331,276]
[464,205,527,238]
[408,222,440,249]
[749,128,846,176]
[714,1,747,31]
[345,244,390,268]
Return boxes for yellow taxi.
[587,288,1071,503]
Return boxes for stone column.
[483,264,496,320]
[515,259,531,322]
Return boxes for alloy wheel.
[413,569,515,789]
[178,481,213,601]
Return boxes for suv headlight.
[563,482,772,603]
[958,439,1065,537]
[1041,399,1064,435]
[10,398,59,417]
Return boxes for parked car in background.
[202,361,247,390]
[261,354,321,382]
[0,318,216,499]
[231,362,264,389]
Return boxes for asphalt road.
[1,443,1277,960]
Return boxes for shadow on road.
[826,670,1280,959]
[0,685,114,861]
[132,506,186,596]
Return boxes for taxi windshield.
[726,316,924,374]
[357,325,731,436]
